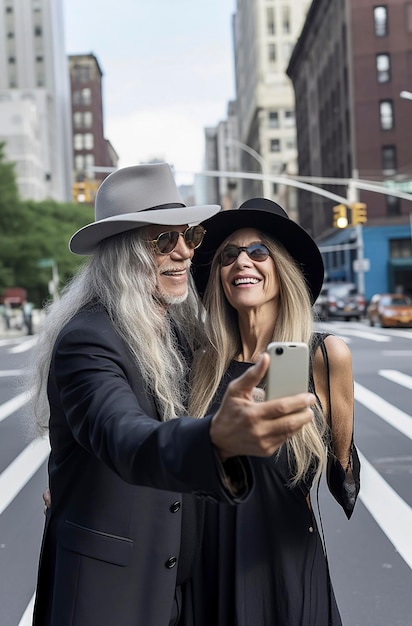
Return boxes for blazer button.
[170,501,181,513]
[165,556,177,569]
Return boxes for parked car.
[321,282,365,321]
[366,293,412,328]
[313,286,329,320]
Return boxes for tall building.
[287,0,412,298]
[69,53,118,204]
[287,0,412,237]
[0,0,73,201]
[231,0,311,203]
[287,0,412,296]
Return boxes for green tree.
[0,145,94,305]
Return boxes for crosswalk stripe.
[0,370,22,377]
[0,392,29,423]
[0,437,50,516]
[358,450,412,570]
[354,382,412,440]
[9,337,37,354]
[379,369,412,390]
[336,328,391,342]
[17,593,35,626]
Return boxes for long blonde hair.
[30,228,204,433]
[189,232,327,485]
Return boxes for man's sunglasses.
[219,243,270,267]
[148,225,206,255]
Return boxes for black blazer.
[33,308,251,626]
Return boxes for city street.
[0,321,411,626]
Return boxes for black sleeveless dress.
[182,333,360,626]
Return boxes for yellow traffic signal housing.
[72,180,99,204]
[332,204,348,228]
[351,202,367,225]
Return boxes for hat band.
[141,202,186,212]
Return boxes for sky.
[63,0,237,184]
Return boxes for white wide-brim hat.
[69,163,221,255]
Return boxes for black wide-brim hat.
[192,198,324,304]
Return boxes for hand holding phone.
[265,341,309,400]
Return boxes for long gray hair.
[30,228,204,433]
[189,232,327,485]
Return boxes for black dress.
[183,333,360,626]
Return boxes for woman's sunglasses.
[148,225,206,255]
[219,243,270,267]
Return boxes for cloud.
[106,102,226,185]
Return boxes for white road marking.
[0,370,23,377]
[0,392,30,423]
[9,337,37,354]
[17,593,35,626]
[0,437,50,515]
[358,450,412,570]
[354,382,412,440]
[336,328,391,342]
[379,370,412,390]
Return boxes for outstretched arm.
[210,354,315,461]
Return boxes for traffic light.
[351,202,367,225]
[332,204,348,228]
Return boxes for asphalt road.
[0,321,411,625]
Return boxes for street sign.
[37,258,55,268]
[353,258,370,272]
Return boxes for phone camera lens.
[275,347,283,355]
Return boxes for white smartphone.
[265,341,309,400]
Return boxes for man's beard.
[158,289,189,306]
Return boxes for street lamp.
[226,138,272,198]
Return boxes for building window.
[270,138,281,152]
[84,111,92,127]
[267,7,275,34]
[376,53,390,82]
[269,111,279,128]
[81,88,91,106]
[85,154,95,170]
[374,6,388,36]
[75,154,84,171]
[74,134,84,150]
[8,56,15,63]
[7,31,14,38]
[390,238,412,257]
[282,5,290,34]
[284,110,295,127]
[380,100,394,130]
[386,196,401,217]
[34,25,42,36]
[73,112,82,128]
[268,43,276,63]
[73,65,91,83]
[273,183,278,195]
[382,145,397,173]
[84,133,94,149]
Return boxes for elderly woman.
[189,198,360,626]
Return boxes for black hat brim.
[192,204,324,305]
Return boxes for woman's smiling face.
[219,228,279,314]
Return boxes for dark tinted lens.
[220,245,240,266]
[156,231,179,254]
[248,243,270,261]
[185,225,205,249]
[220,243,270,266]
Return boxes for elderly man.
[31,163,314,626]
